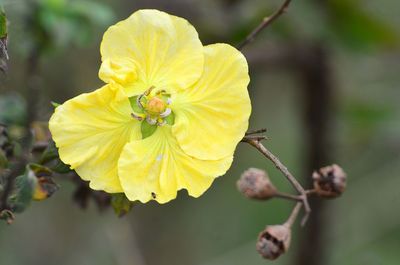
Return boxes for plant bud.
[237,168,277,200]
[312,164,346,198]
[28,164,59,201]
[111,193,133,217]
[256,225,291,260]
[0,209,14,225]
[32,175,59,201]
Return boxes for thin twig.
[238,0,293,50]
[274,191,302,201]
[306,189,317,196]
[243,135,268,141]
[245,128,267,135]
[284,202,302,227]
[242,137,311,225]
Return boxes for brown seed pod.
[312,164,347,198]
[256,225,291,260]
[237,168,277,200]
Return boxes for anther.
[156,89,166,95]
[159,108,171,118]
[137,86,156,110]
[144,86,155,96]
[131,113,144,121]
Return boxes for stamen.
[156,89,166,95]
[144,86,155,96]
[159,108,171,118]
[136,95,144,110]
[131,113,143,121]
[137,86,156,110]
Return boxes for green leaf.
[111,193,133,217]
[8,164,58,212]
[165,112,175,126]
[50,159,71,174]
[8,168,35,213]
[39,141,59,164]
[39,141,72,173]
[28,163,52,175]
[51,101,61,108]
[129,96,144,114]
[141,122,157,139]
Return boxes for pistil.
[131,86,173,127]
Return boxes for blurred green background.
[1,0,400,264]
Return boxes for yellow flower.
[49,9,251,203]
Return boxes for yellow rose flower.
[49,9,251,203]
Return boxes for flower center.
[129,86,175,138]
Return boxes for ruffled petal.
[100,9,204,96]
[171,43,251,160]
[49,85,141,192]
[118,126,233,203]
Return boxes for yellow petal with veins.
[99,58,138,85]
[49,84,141,192]
[118,126,233,203]
[100,9,204,96]
[171,44,251,160]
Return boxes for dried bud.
[0,209,14,224]
[313,164,346,198]
[237,168,277,200]
[33,175,59,201]
[111,193,133,217]
[28,164,59,201]
[256,225,291,260]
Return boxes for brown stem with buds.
[241,136,311,225]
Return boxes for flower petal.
[171,43,251,160]
[49,85,141,192]
[118,126,233,203]
[100,9,204,96]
